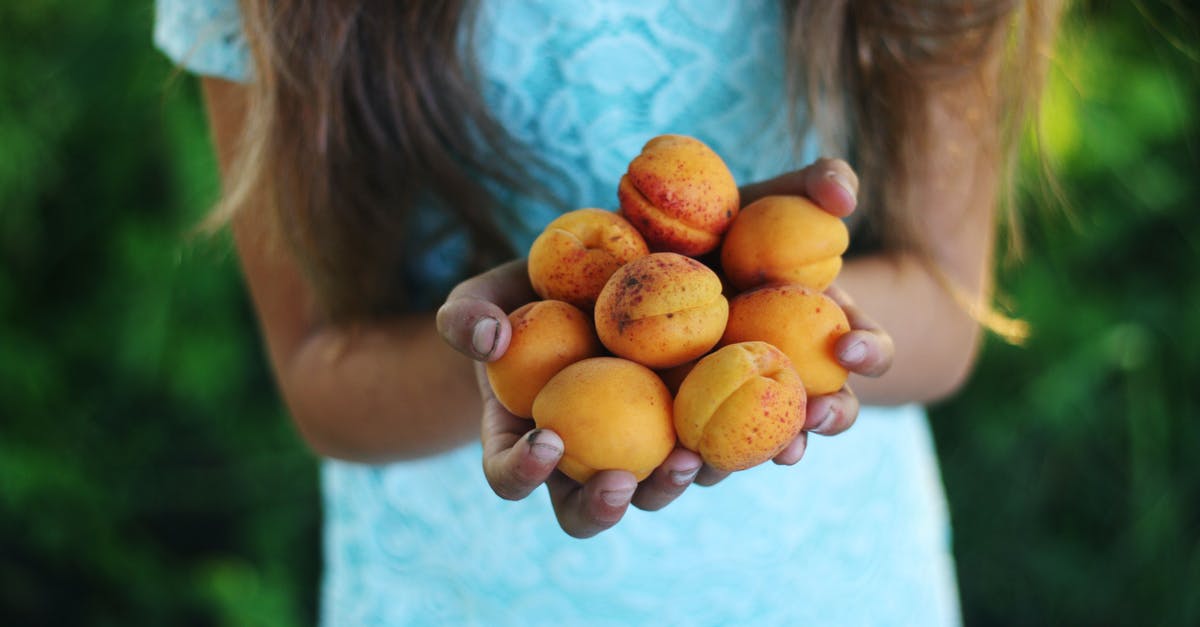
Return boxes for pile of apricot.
[486,135,851,481]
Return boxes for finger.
[804,386,860,436]
[547,470,638,539]
[478,364,561,501]
[802,157,858,218]
[630,447,704,512]
[436,259,537,361]
[772,431,809,466]
[825,286,894,377]
[738,158,858,218]
[482,427,563,501]
[693,464,731,487]
[835,330,893,378]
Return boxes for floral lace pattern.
[317,405,960,626]
[155,1,961,624]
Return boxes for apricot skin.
[485,300,603,418]
[594,252,729,369]
[720,195,850,292]
[618,135,739,256]
[532,357,676,483]
[527,208,650,310]
[721,284,850,396]
[674,342,807,472]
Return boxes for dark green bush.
[1,3,318,626]
[930,4,1200,625]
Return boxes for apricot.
[674,342,806,472]
[721,284,850,396]
[485,300,603,418]
[527,208,650,310]
[720,195,849,292]
[617,135,739,256]
[532,357,676,483]
[594,252,728,369]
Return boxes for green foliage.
[0,1,1196,626]
[930,2,1200,625]
[0,2,318,626]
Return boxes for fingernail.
[827,170,857,203]
[526,430,561,464]
[669,466,701,486]
[472,317,499,358]
[601,487,635,507]
[812,407,837,434]
[840,341,867,365]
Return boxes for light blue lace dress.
[156,1,962,625]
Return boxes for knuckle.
[486,463,533,501]
[488,476,522,501]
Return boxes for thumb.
[437,258,535,361]
[437,299,510,361]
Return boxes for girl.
[156,0,1063,624]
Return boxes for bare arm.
[203,77,483,462]
[845,80,1000,405]
[204,76,709,533]
[743,78,1001,406]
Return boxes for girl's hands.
[739,156,860,219]
[438,260,704,538]
[742,158,893,465]
[437,157,893,538]
[475,356,707,538]
[771,284,895,465]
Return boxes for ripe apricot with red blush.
[594,252,728,370]
[721,284,850,396]
[527,208,649,310]
[674,341,806,472]
[618,135,739,256]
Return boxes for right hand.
[437,259,706,538]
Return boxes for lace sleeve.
[153,0,250,82]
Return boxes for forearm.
[276,313,483,463]
[836,250,986,406]
[834,81,1003,406]
[230,206,483,463]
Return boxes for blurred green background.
[1,2,1196,625]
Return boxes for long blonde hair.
[218,0,1064,323]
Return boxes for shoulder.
[153,0,250,81]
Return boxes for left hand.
[767,284,895,469]
[439,260,707,538]
[733,158,894,472]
